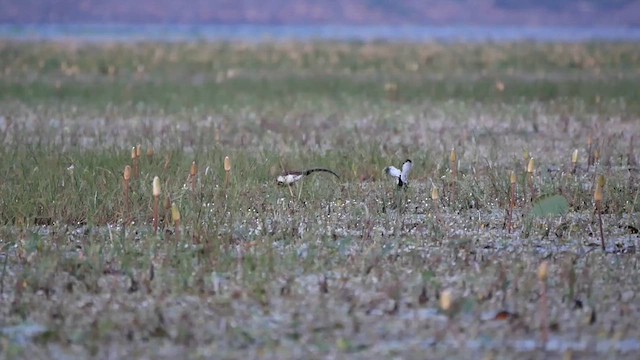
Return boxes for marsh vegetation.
[0,41,639,358]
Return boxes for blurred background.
[1,0,639,42]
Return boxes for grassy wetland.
[1,40,640,358]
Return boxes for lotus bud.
[190,161,197,177]
[440,289,452,311]
[171,203,181,223]
[224,156,231,172]
[152,176,161,197]
[431,186,439,201]
[527,158,535,174]
[594,175,605,202]
[538,261,549,281]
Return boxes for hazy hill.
[1,0,639,26]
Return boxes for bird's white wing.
[400,160,413,184]
[385,166,401,178]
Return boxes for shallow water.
[2,24,640,43]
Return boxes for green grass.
[1,41,640,111]
[0,40,639,358]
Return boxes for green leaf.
[529,195,569,217]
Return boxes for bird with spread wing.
[384,159,413,188]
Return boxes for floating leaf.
[529,195,569,217]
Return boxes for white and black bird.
[277,168,340,186]
[384,159,413,188]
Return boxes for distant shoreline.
[2,24,640,43]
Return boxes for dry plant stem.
[450,149,458,206]
[431,186,441,224]
[508,176,516,233]
[362,219,373,242]
[594,175,606,251]
[360,204,373,242]
[131,147,138,180]
[538,262,549,348]
[224,156,231,189]
[152,177,161,234]
[629,135,637,166]
[174,219,181,240]
[163,154,171,172]
[153,195,159,234]
[163,196,172,228]
[521,173,527,204]
[0,250,8,294]
[571,149,579,175]
[123,165,132,225]
[596,200,605,251]
[540,277,548,346]
[587,135,594,169]
[123,178,130,223]
[528,172,535,202]
[450,173,457,206]
[190,161,197,192]
[135,145,142,179]
[450,178,456,207]
[527,158,535,202]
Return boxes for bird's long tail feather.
[303,168,340,178]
